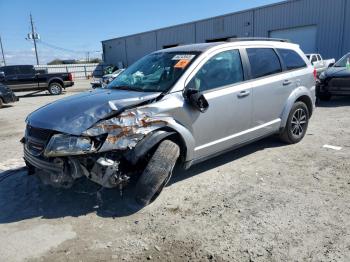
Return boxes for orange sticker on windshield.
[174,59,190,69]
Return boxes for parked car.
[0,83,18,108]
[306,53,335,75]
[22,39,315,206]
[0,65,74,95]
[90,69,125,89]
[316,52,350,101]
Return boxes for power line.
[37,39,101,54]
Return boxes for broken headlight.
[44,134,96,157]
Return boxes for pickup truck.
[0,65,74,95]
[306,53,335,75]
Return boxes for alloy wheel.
[291,108,307,137]
[50,84,61,95]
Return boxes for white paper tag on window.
[172,55,195,60]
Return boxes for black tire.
[280,101,310,144]
[135,140,180,206]
[318,93,332,101]
[48,82,63,95]
[0,98,3,109]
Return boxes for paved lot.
[0,81,350,261]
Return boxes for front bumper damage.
[23,107,171,190]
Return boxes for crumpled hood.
[324,67,350,78]
[26,88,161,135]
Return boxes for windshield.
[334,53,350,67]
[306,55,310,60]
[108,52,199,92]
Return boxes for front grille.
[24,147,63,173]
[26,125,53,142]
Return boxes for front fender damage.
[28,106,174,191]
[83,108,172,151]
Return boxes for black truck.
[0,65,74,95]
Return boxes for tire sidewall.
[285,102,309,143]
[135,140,180,206]
[48,83,63,95]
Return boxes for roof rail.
[226,37,290,43]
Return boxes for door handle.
[237,90,250,98]
[283,80,292,86]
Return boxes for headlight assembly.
[44,134,97,157]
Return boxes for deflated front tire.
[135,140,180,206]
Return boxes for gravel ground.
[0,81,349,261]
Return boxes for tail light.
[313,67,317,80]
[68,73,73,81]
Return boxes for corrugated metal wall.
[125,31,157,65]
[102,0,348,66]
[195,11,253,42]
[156,23,195,49]
[254,0,345,59]
[103,38,127,66]
[342,0,350,55]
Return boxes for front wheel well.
[296,95,313,117]
[148,127,187,164]
[125,128,187,166]
[166,131,187,164]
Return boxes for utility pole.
[0,35,5,66]
[29,14,39,65]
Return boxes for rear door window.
[277,48,307,70]
[18,66,34,75]
[310,55,317,64]
[187,49,244,92]
[247,48,282,79]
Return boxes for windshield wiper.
[110,85,144,92]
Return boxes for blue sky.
[0,0,280,65]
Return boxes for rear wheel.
[280,101,309,144]
[48,82,63,95]
[0,98,3,108]
[135,140,180,206]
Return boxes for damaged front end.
[23,107,170,191]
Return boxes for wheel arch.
[125,127,189,166]
[280,86,315,130]
[48,77,64,87]
[295,95,313,117]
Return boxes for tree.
[47,59,63,65]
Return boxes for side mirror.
[185,89,209,113]
[328,63,335,68]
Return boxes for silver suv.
[23,39,316,206]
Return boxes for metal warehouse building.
[102,0,350,67]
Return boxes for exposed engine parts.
[89,157,130,190]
